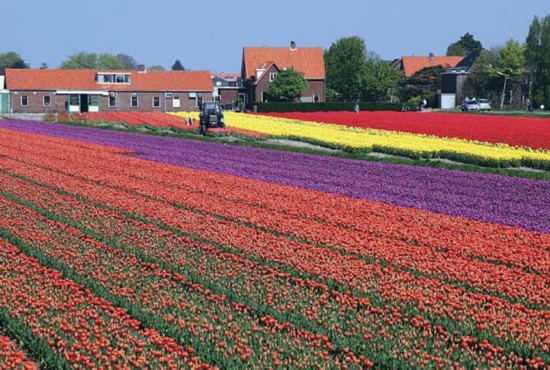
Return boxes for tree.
[400,65,446,107]
[524,15,550,107]
[266,68,308,102]
[465,41,525,108]
[60,52,125,69]
[171,59,185,71]
[361,60,402,102]
[446,33,483,56]
[40,62,48,69]
[325,36,367,101]
[148,65,165,71]
[116,53,139,70]
[0,52,29,74]
[97,54,125,70]
[463,49,501,101]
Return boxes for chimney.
[429,52,435,60]
[137,64,147,73]
[290,41,297,50]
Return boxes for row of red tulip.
[0,238,206,369]
[0,332,37,370]
[0,191,370,368]
[264,111,550,151]
[0,129,548,367]
[0,165,506,367]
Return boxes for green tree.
[400,65,445,107]
[116,53,139,70]
[60,52,124,69]
[463,48,501,101]
[0,52,29,74]
[266,68,308,102]
[361,60,402,102]
[148,65,165,71]
[97,54,125,69]
[171,59,185,71]
[446,33,483,56]
[465,41,525,108]
[324,36,367,101]
[524,15,550,107]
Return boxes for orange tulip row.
[0,239,205,369]
[0,333,37,370]
[0,128,548,368]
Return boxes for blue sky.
[2,0,547,72]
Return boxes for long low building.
[4,68,214,113]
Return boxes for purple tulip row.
[2,119,549,234]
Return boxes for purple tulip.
[2,119,549,234]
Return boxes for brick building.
[4,68,214,113]
[241,43,325,108]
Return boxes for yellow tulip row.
[171,112,550,168]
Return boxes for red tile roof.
[401,56,464,77]
[243,47,325,80]
[5,68,213,91]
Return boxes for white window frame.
[131,96,139,108]
[21,95,29,106]
[152,96,161,108]
[269,72,278,82]
[96,73,131,85]
[43,95,51,107]
[173,96,181,108]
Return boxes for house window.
[21,95,28,106]
[269,72,278,82]
[69,95,80,106]
[108,94,116,107]
[173,96,181,108]
[152,96,160,108]
[43,96,51,107]
[96,73,130,84]
[262,92,269,102]
[131,96,139,107]
[89,95,99,107]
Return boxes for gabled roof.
[5,68,213,91]
[242,47,325,80]
[253,62,280,85]
[401,56,464,77]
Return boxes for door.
[0,93,8,113]
[80,94,89,113]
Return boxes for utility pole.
[498,72,508,110]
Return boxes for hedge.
[254,102,402,113]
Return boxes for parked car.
[461,99,480,112]
[477,98,491,111]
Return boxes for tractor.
[199,101,225,134]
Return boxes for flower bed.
[264,111,550,151]
[0,120,548,368]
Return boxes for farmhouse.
[397,53,464,78]
[4,67,214,113]
[241,42,326,108]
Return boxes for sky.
[1,0,548,73]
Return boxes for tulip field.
[172,111,550,170]
[0,115,549,368]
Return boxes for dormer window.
[96,73,131,84]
